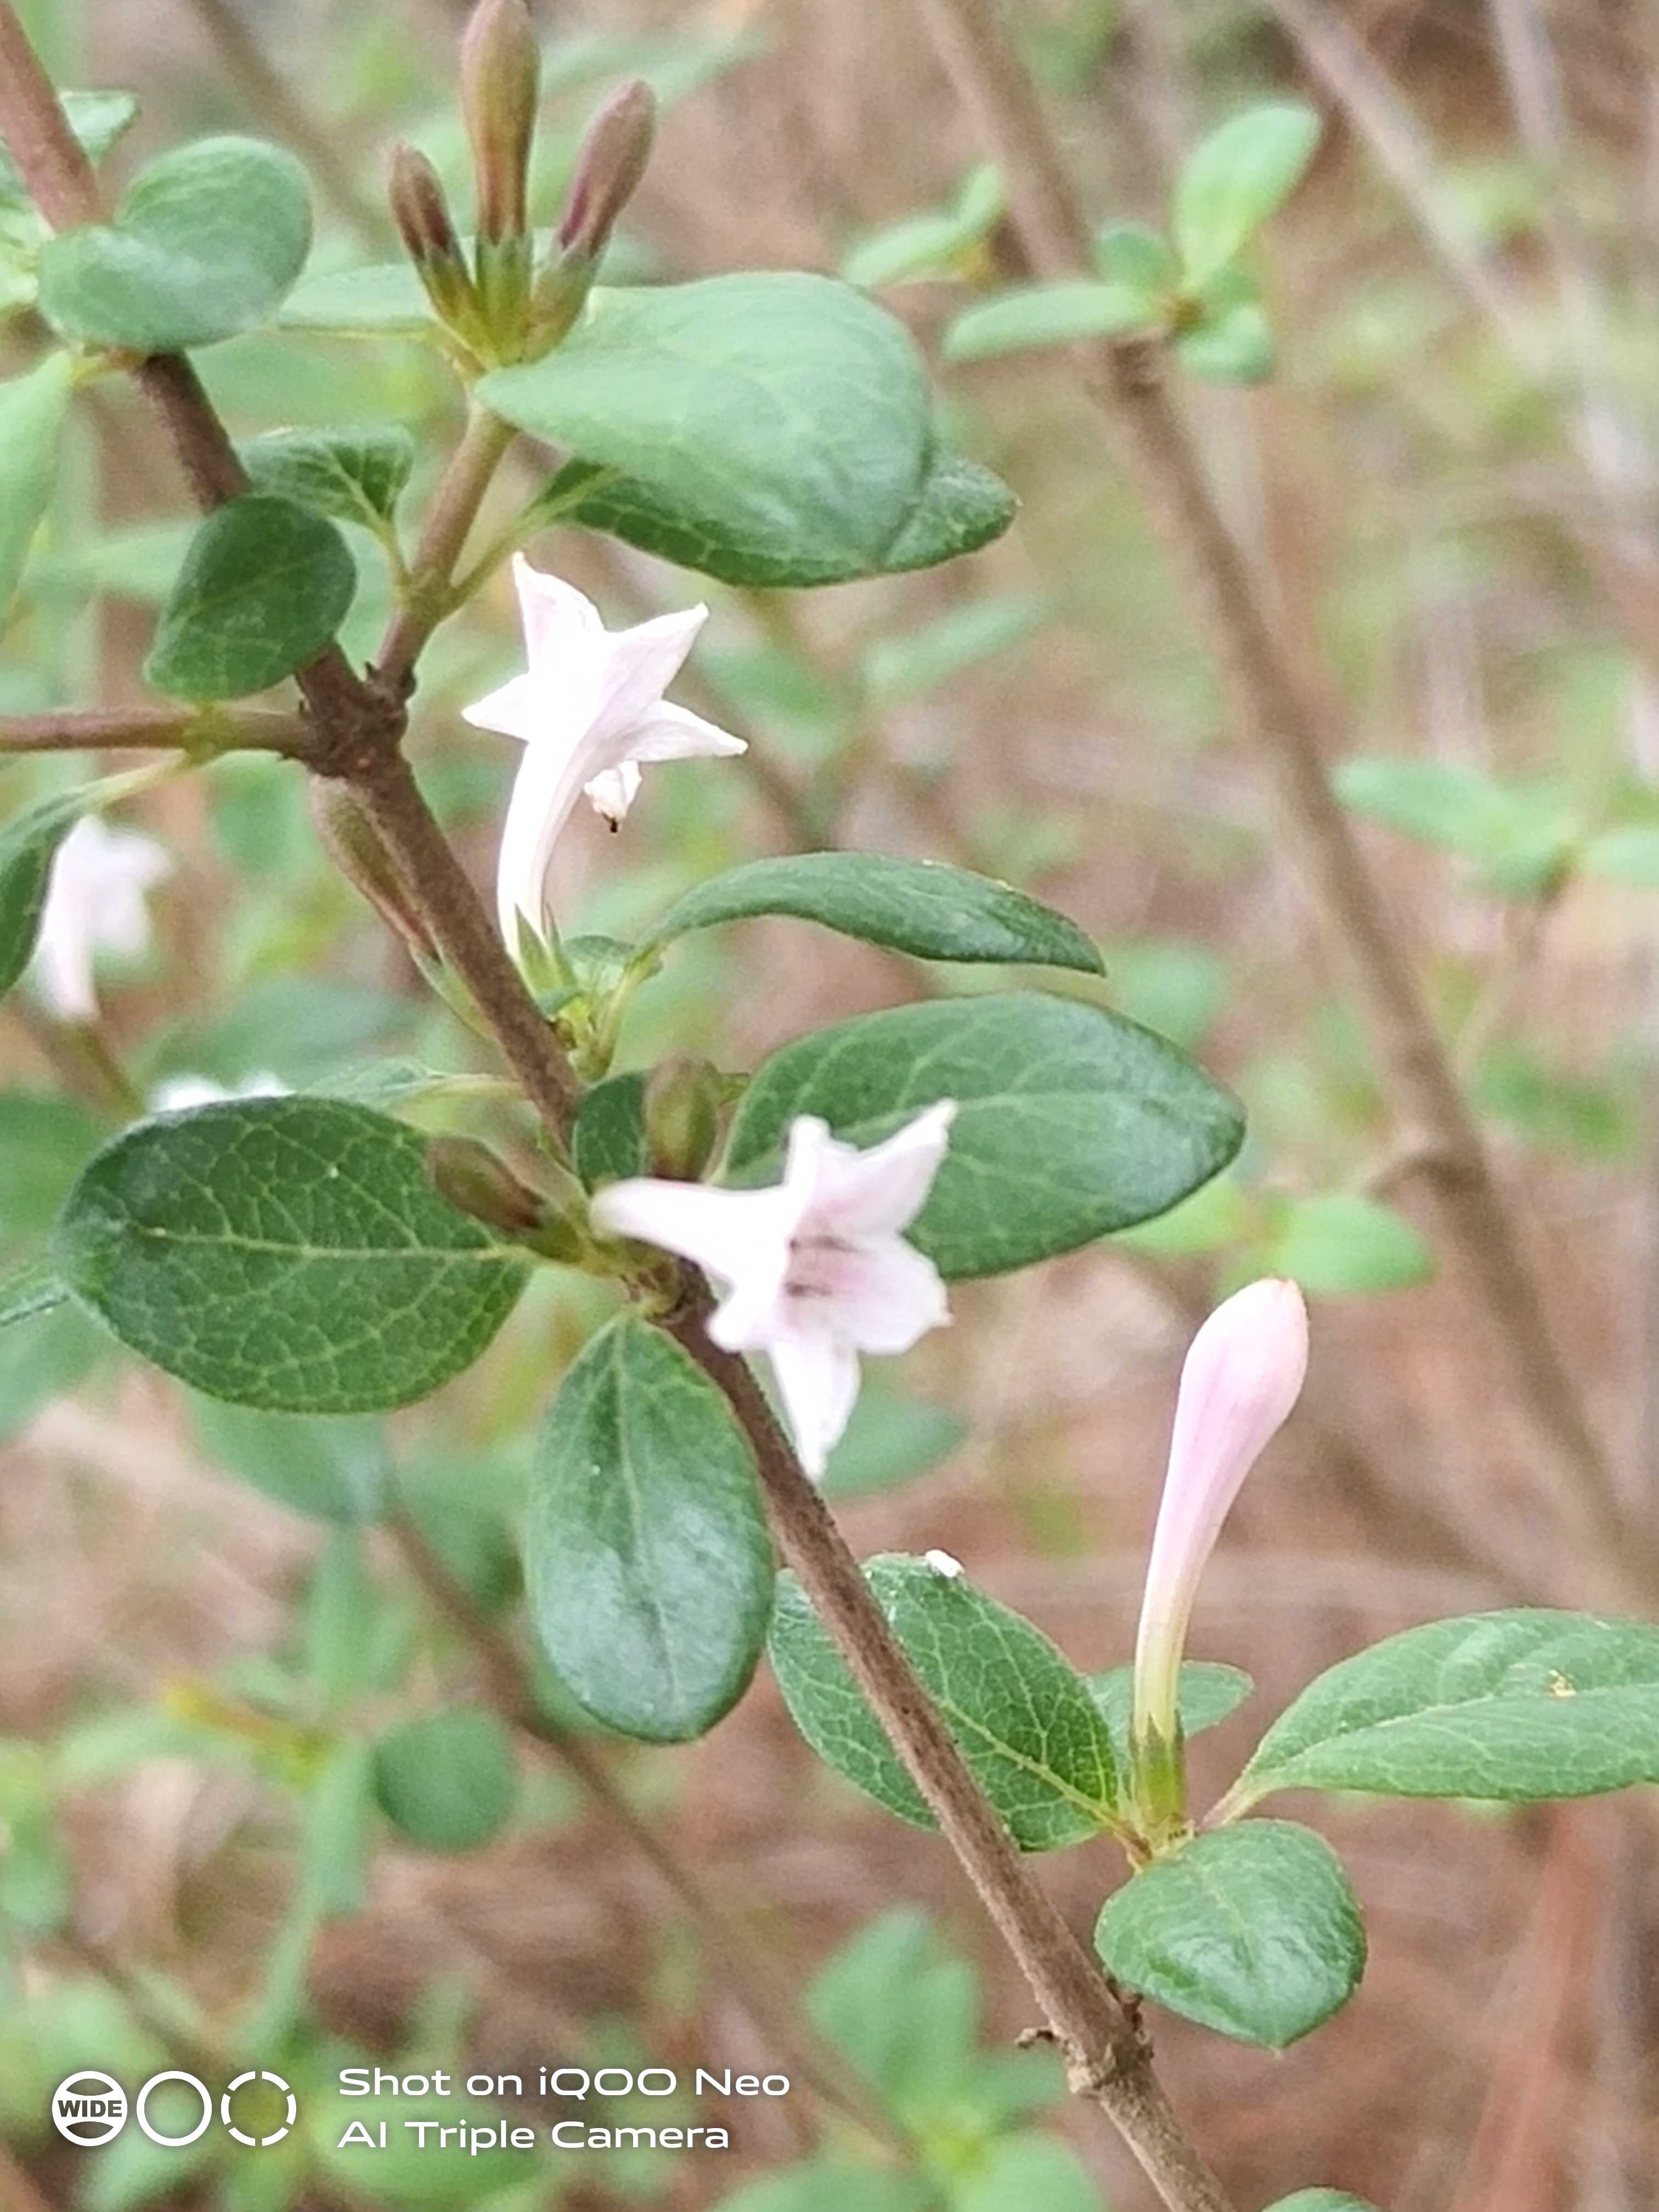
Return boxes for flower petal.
[624,702,747,764]
[587,605,708,744]
[511,554,603,668]
[806,1099,957,1238]
[767,1324,861,1479]
[591,1176,802,1335]
[804,1232,951,1355]
[584,760,642,825]
[462,672,551,744]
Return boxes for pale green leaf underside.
[1094,1820,1365,2048]
[647,853,1102,972]
[769,1553,1118,1850]
[1238,1609,1659,1805]
[52,1097,530,1412]
[723,991,1244,1278]
[525,1316,772,1742]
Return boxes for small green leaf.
[723,991,1244,1279]
[1175,276,1276,385]
[944,279,1156,362]
[842,162,1005,289]
[572,1070,650,1189]
[190,1396,389,1522]
[524,1316,772,1742]
[373,1708,518,1852]
[809,1908,981,2121]
[1093,221,1177,292]
[1264,2196,1379,2211]
[0,353,73,618]
[1263,1192,1433,1297]
[1335,757,1579,894]
[0,765,170,1006]
[143,495,356,700]
[1095,1820,1365,2047]
[955,2134,1104,2212]
[239,426,415,534]
[53,1097,530,1412]
[278,257,438,338]
[648,854,1102,972]
[482,275,1010,586]
[821,1386,966,1499]
[38,136,312,351]
[1584,823,1659,886]
[0,91,138,211]
[1088,1661,1254,1783]
[1235,1610,1659,1805]
[1173,101,1321,284]
[864,592,1048,706]
[769,1553,1118,1849]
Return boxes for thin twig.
[911,0,1654,1613]
[0,707,308,755]
[383,1505,914,2163]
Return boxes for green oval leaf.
[1173,101,1322,285]
[1263,1192,1433,1297]
[1094,1820,1365,2047]
[279,257,438,338]
[52,1097,530,1412]
[1235,1609,1659,1806]
[945,279,1157,363]
[0,353,72,619]
[38,136,313,351]
[239,426,415,533]
[143,495,357,700]
[1175,289,1276,385]
[481,274,1002,587]
[722,991,1244,1278]
[647,854,1102,972]
[768,1553,1118,1850]
[524,1316,772,1742]
[373,1707,518,1852]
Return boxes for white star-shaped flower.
[462,556,746,953]
[591,1102,958,1477]
[30,813,171,1024]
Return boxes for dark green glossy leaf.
[373,1707,518,1852]
[239,426,415,533]
[482,274,1008,586]
[38,136,312,351]
[143,495,356,700]
[525,1316,772,1741]
[53,1098,530,1412]
[769,1553,1117,1850]
[723,992,1244,1278]
[1094,1820,1365,2047]
[1236,1610,1659,1806]
[647,853,1101,972]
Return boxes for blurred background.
[3,0,1658,2205]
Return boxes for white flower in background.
[462,555,746,954]
[592,1102,957,1477]
[30,814,171,1024]
[1132,1278,1308,1754]
[149,1071,289,1114]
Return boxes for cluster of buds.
[387,0,656,367]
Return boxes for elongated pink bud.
[1132,1279,1308,1758]
[387,143,486,343]
[557,78,656,261]
[461,0,540,245]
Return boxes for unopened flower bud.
[308,779,438,964]
[462,0,541,245]
[556,78,656,263]
[388,143,485,341]
[425,1136,549,1238]
[643,1053,722,1181]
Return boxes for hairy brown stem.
[0,18,1234,2203]
[913,0,1652,1613]
[383,1505,912,2163]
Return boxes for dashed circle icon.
[222,2069,297,2148]
[52,2072,127,2146]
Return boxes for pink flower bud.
[387,143,486,343]
[1132,1279,1308,1754]
[556,78,656,263]
[461,0,541,245]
